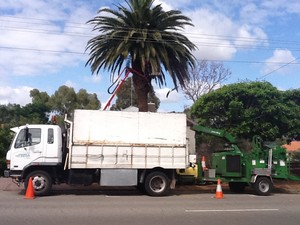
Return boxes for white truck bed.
[68,110,188,169]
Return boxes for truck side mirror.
[25,127,29,142]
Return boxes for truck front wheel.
[144,171,170,196]
[25,170,52,196]
[253,177,273,196]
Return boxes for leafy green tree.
[0,127,12,176]
[282,89,300,140]
[27,89,52,123]
[30,89,50,105]
[49,85,77,116]
[0,104,24,127]
[190,81,290,140]
[0,102,49,127]
[110,77,160,111]
[49,85,101,116]
[20,103,50,124]
[76,89,100,110]
[86,0,196,112]
[0,105,10,125]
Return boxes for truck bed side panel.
[70,145,187,169]
[72,110,186,145]
[69,110,187,169]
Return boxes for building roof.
[282,141,300,152]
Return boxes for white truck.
[5,110,195,196]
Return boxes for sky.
[0,0,300,112]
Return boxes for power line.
[5,27,298,49]
[1,26,93,38]
[2,15,300,48]
[196,58,300,65]
[2,14,300,56]
[1,45,299,68]
[0,46,86,55]
[0,15,88,26]
[1,15,300,74]
[257,57,300,80]
[2,25,300,53]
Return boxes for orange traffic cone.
[214,179,224,199]
[25,177,35,199]
[201,156,206,171]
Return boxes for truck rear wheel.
[25,170,52,196]
[144,171,170,196]
[253,177,273,196]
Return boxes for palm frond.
[86,0,196,88]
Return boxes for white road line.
[185,209,279,213]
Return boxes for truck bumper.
[4,170,22,179]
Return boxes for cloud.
[0,0,94,77]
[238,0,300,28]
[235,24,268,48]
[0,0,275,78]
[64,80,77,88]
[84,75,102,83]
[261,49,298,75]
[0,86,32,106]
[155,87,182,103]
[155,0,194,10]
[239,3,270,25]
[154,87,192,112]
[183,6,269,61]
[184,8,236,60]
[261,0,300,15]
[153,0,173,11]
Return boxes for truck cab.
[5,124,63,180]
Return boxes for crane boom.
[192,125,237,144]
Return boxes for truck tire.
[144,171,170,196]
[229,182,247,193]
[253,177,273,196]
[25,170,52,196]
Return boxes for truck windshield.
[14,128,41,148]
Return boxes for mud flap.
[170,170,176,189]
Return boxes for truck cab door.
[10,127,43,171]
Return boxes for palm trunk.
[132,73,150,112]
[131,59,151,112]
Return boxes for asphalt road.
[1,179,300,225]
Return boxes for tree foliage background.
[190,81,300,141]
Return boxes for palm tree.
[86,0,196,112]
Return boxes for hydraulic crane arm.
[192,125,237,144]
[103,67,150,110]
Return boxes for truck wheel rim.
[32,176,46,191]
[150,176,165,192]
[259,180,269,193]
